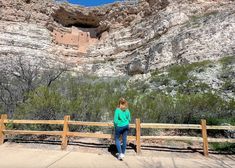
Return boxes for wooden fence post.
[135,118,141,154]
[61,115,70,150]
[0,114,7,144]
[201,119,209,157]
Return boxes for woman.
[113,98,131,160]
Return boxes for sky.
[67,0,120,7]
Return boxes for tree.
[0,55,68,117]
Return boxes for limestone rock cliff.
[0,0,234,77]
[86,0,235,76]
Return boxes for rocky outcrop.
[87,0,235,76]
[0,0,235,77]
[0,0,54,26]
[0,20,67,71]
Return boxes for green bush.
[219,56,235,68]
[168,60,211,84]
[174,92,233,124]
[15,86,69,120]
[11,75,234,125]
[210,142,235,154]
[222,80,235,92]
[0,103,3,114]
[1,70,231,135]
[177,82,210,94]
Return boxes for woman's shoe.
[118,153,125,160]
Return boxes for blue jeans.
[115,125,129,154]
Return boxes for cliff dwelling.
[52,27,99,53]
[51,6,110,54]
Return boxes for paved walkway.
[0,145,234,168]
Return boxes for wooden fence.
[0,114,235,156]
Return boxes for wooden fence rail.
[0,114,235,156]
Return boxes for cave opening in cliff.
[52,7,103,38]
[65,23,97,29]
[64,23,99,38]
[25,0,31,4]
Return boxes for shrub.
[219,56,235,68]
[210,142,235,154]
[168,60,211,84]
[3,70,233,135]
[15,86,69,120]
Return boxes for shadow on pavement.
[5,138,234,156]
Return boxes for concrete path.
[0,145,234,168]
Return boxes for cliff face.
[86,0,235,76]
[0,0,234,122]
[0,0,235,76]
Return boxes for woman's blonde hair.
[118,98,128,110]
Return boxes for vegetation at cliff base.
[0,57,234,128]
